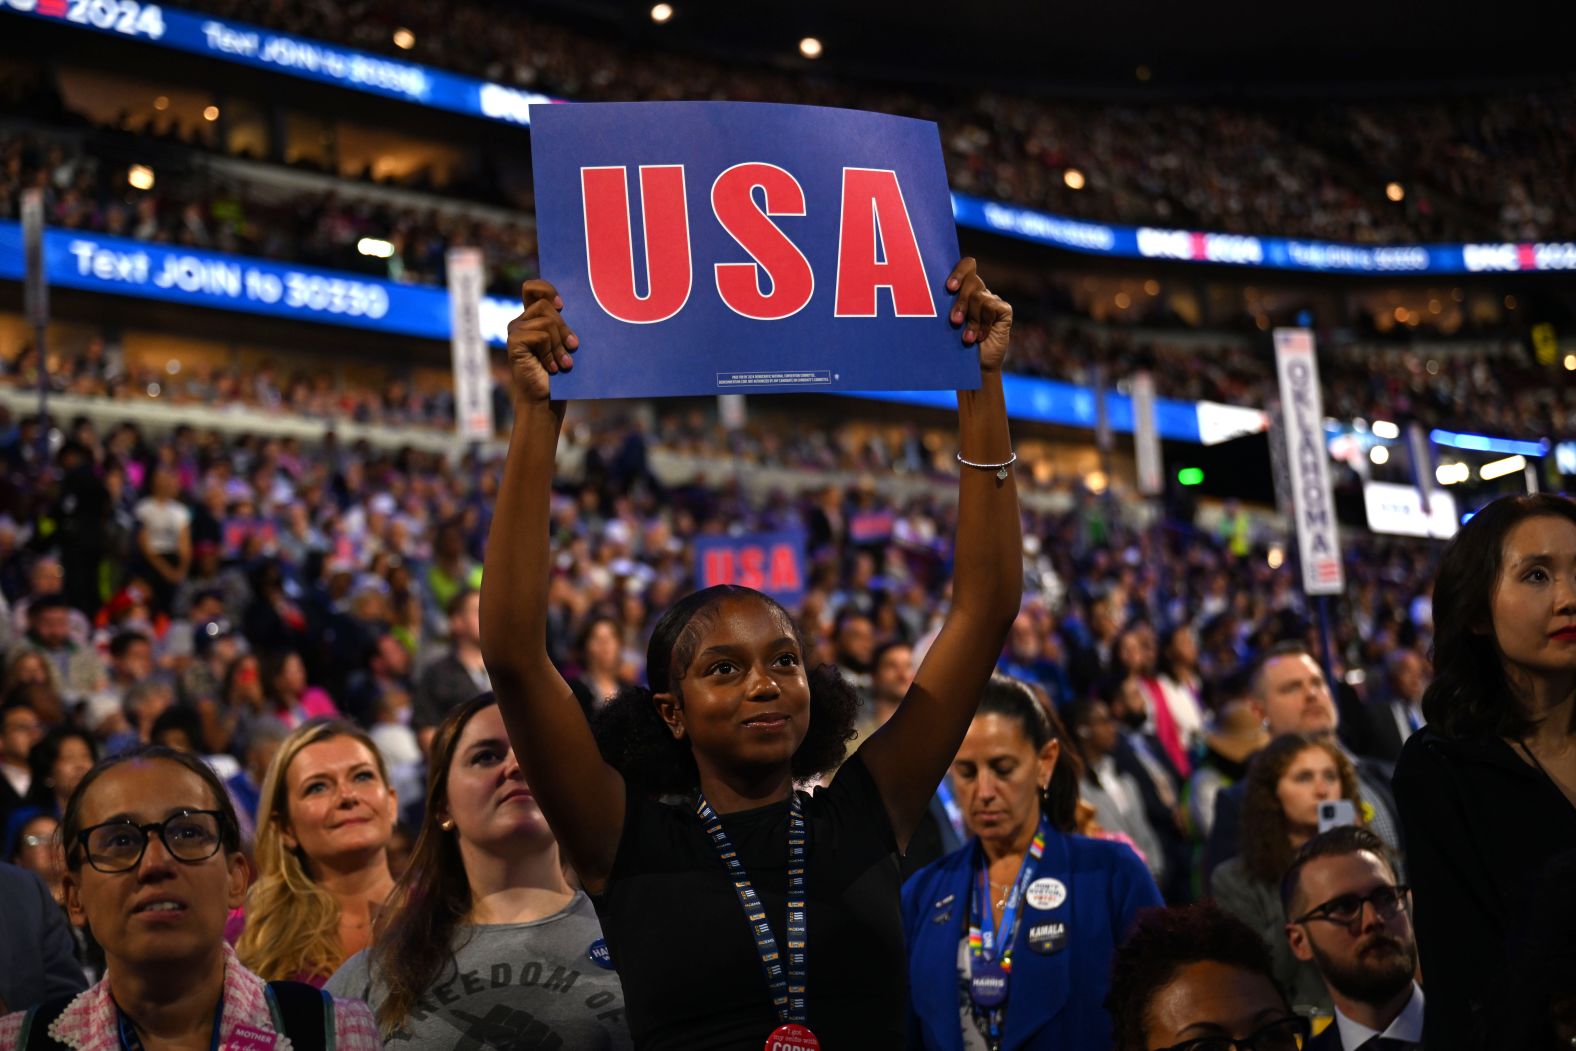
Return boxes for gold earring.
[440,819,454,831]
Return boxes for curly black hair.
[590,586,858,795]
[1424,493,1576,740]
[1105,901,1285,1051]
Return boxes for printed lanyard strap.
[969,818,1048,973]
[695,791,808,1025]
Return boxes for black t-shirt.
[592,753,905,1050]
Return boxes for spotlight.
[1063,168,1086,190]
[799,36,822,59]
[127,165,155,191]
[392,27,416,49]
[650,3,673,22]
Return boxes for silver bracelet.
[956,451,1017,480]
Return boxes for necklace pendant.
[995,465,1008,480]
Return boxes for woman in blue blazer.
[904,675,1162,1051]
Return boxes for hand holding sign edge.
[507,278,580,404]
[947,257,1012,376]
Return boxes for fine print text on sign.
[531,101,976,399]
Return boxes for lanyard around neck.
[695,791,808,1026]
[970,818,1048,972]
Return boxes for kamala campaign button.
[1027,920,1069,954]
[1024,877,1066,911]
[587,938,615,970]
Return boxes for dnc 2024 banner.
[531,101,976,399]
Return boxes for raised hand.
[505,279,579,403]
[946,257,1013,374]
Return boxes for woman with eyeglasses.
[0,745,379,1050]
[1392,494,1576,1050]
[1210,734,1365,1019]
[1106,900,1312,1051]
[326,693,631,1046]
[235,720,398,986]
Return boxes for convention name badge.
[530,101,976,399]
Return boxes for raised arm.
[859,257,1022,850]
[479,280,625,887]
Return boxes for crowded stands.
[2,0,1575,1047]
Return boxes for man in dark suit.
[1204,642,1403,888]
[0,699,44,832]
[0,860,86,1014]
[1282,828,1423,1050]
[1362,650,1427,765]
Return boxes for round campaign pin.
[586,938,614,970]
[1024,877,1066,911]
[764,1023,820,1051]
[969,961,1009,1008]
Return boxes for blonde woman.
[235,719,399,986]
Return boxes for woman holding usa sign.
[480,255,1021,1049]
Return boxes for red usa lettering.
[582,163,934,324]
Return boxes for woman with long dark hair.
[24,727,97,819]
[326,692,629,1045]
[480,259,1022,1048]
[904,675,1161,1050]
[1210,732,1362,1019]
[1394,493,1576,1049]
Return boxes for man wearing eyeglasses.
[1281,827,1423,1051]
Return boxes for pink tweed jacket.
[0,944,379,1051]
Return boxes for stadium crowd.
[0,315,1560,447]
[0,331,1569,1046]
[0,128,540,297]
[171,0,1576,244]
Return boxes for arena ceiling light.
[799,36,823,59]
[1565,354,1576,371]
[127,165,155,191]
[392,27,416,49]
[1369,445,1390,465]
[357,237,396,258]
[1386,181,1405,202]
[1435,462,1471,486]
[1371,420,1400,439]
[1064,168,1086,190]
[650,3,674,23]
[1480,454,1527,481]
[202,105,220,122]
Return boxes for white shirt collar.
[1333,982,1425,1050]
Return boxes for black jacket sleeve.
[1391,734,1498,1051]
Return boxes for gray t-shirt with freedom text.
[326,891,631,1050]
